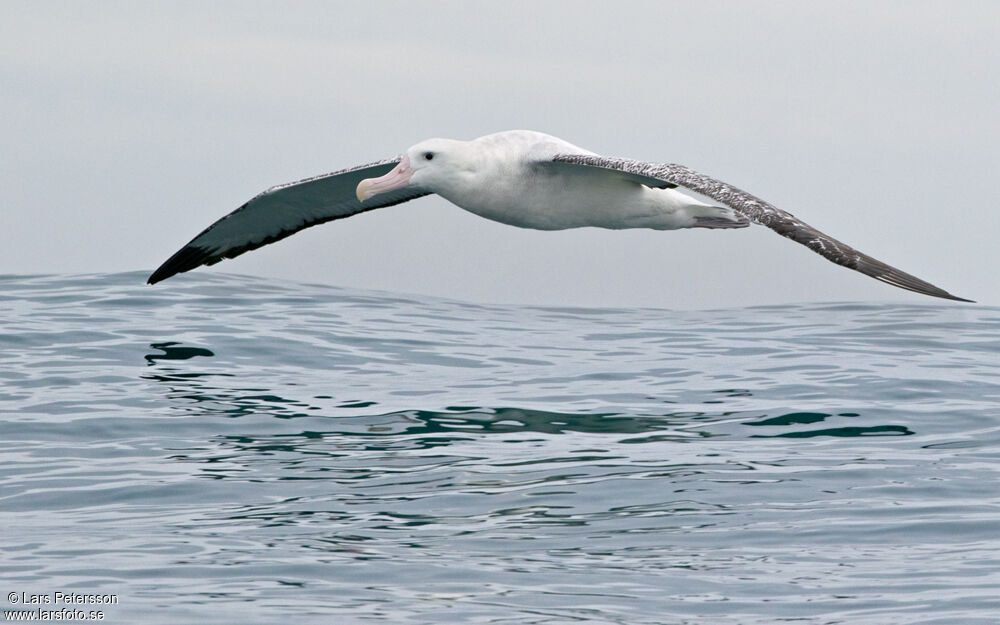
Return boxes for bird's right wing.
[551,154,972,303]
[147,158,430,284]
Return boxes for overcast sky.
[2,1,996,308]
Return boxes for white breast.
[436,132,701,231]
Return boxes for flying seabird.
[147,130,971,302]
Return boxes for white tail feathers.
[690,206,750,229]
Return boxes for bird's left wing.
[532,158,677,189]
[550,154,971,302]
[147,158,430,284]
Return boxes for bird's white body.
[401,130,739,231]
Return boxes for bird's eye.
[423,152,434,161]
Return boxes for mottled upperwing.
[551,154,971,302]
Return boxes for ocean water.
[1,272,998,625]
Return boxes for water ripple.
[1,272,998,624]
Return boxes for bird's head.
[356,138,467,202]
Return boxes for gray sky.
[2,0,996,308]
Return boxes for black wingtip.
[146,271,169,285]
[147,269,174,285]
[147,265,171,285]
[929,291,975,303]
[945,293,975,303]
[870,267,974,303]
[147,245,214,285]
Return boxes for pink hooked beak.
[356,156,413,202]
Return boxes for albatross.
[148,130,970,302]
